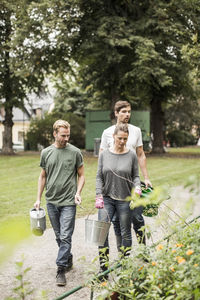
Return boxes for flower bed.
[94,222,200,299]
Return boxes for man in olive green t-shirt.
[34,120,85,287]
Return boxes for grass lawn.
[167,146,200,154]
[0,148,200,225]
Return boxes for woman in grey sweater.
[96,123,141,277]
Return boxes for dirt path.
[0,186,199,300]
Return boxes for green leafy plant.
[126,186,168,212]
[25,111,85,151]
[5,258,33,300]
[167,130,196,147]
[5,258,48,300]
[92,221,200,300]
[91,177,200,299]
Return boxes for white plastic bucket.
[85,209,111,246]
[30,208,46,236]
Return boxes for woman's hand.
[134,186,142,196]
[95,194,104,209]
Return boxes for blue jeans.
[47,203,76,267]
[112,206,145,247]
[98,196,132,251]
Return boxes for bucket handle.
[36,210,40,227]
[86,207,111,223]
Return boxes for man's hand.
[144,178,152,188]
[75,193,82,205]
[34,200,41,210]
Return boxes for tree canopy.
[0,0,72,153]
[1,0,200,153]
[66,0,200,152]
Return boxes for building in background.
[0,90,54,152]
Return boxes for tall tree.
[6,0,200,153]
[0,0,71,154]
[0,1,44,154]
[48,0,198,153]
[1,2,19,154]
[128,0,200,152]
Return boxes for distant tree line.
[1,0,200,153]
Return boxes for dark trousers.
[98,196,132,270]
[112,206,145,251]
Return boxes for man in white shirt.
[100,100,152,247]
[100,101,151,186]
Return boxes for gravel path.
[0,186,199,300]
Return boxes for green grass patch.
[167,146,200,154]
[0,151,200,225]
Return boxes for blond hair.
[114,123,129,135]
[53,120,70,133]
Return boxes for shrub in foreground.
[93,222,200,300]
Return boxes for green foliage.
[5,258,47,300]
[25,112,85,150]
[25,115,54,150]
[96,224,200,299]
[0,0,50,153]
[92,177,200,299]
[53,82,89,117]
[165,93,200,139]
[167,130,196,147]
[1,0,200,154]
[52,63,91,117]
[47,0,200,151]
[7,259,34,300]
[127,186,166,211]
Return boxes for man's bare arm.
[136,146,152,187]
[75,165,85,205]
[34,168,46,210]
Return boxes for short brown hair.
[114,101,131,113]
[53,120,70,133]
[114,123,129,135]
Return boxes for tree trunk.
[1,11,14,155]
[2,106,14,155]
[151,98,165,154]
[110,88,120,123]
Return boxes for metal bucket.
[30,208,46,236]
[85,209,111,246]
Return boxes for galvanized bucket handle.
[86,207,111,223]
[36,210,40,227]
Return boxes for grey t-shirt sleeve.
[131,153,140,187]
[96,152,104,195]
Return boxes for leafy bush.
[93,222,200,300]
[167,130,196,147]
[91,177,200,299]
[25,112,85,150]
